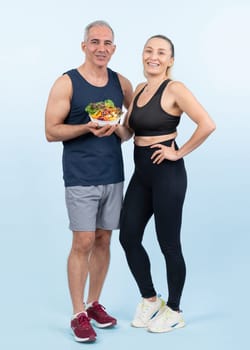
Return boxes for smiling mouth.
[147,60,159,66]
[96,55,106,59]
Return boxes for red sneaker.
[87,301,117,328]
[71,311,97,342]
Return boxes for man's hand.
[88,122,118,137]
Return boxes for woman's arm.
[115,111,134,142]
[151,81,216,163]
[115,82,147,142]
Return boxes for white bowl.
[90,115,121,127]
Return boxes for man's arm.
[117,73,133,109]
[45,75,116,142]
[115,74,134,142]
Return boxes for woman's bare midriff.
[134,132,177,146]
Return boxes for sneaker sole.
[72,330,96,342]
[131,322,147,328]
[73,335,96,342]
[92,320,117,328]
[148,321,185,333]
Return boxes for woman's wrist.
[175,149,183,160]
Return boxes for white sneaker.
[147,305,185,333]
[131,297,165,328]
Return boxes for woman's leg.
[119,173,156,298]
[153,159,187,311]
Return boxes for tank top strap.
[134,84,146,104]
[157,79,171,95]
[134,79,171,103]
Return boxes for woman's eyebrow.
[145,45,167,51]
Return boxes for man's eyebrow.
[89,38,113,43]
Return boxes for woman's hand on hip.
[150,141,180,164]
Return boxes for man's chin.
[95,58,109,67]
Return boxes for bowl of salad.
[85,99,123,126]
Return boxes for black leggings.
[119,140,187,311]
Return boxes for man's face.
[82,26,116,67]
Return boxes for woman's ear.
[168,56,174,68]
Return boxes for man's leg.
[87,228,112,303]
[67,231,95,314]
[85,229,117,328]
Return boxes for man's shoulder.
[63,68,77,78]
[108,68,129,80]
[107,67,119,80]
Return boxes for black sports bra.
[129,80,180,136]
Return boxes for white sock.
[86,301,95,309]
[72,310,86,319]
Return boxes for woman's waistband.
[134,138,175,149]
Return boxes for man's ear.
[81,41,86,53]
[111,44,116,54]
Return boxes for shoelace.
[141,304,151,314]
[140,301,160,320]
[140,303,154,319]
[92,303,108,315]
[77,314,92,328]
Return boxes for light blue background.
[0,0,249,349]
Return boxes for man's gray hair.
[84,20,114,42]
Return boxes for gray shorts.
[65,182,124,232]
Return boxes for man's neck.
[78,63,109,87]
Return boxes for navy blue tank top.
[62,68,124,186]
[129,80,180,136]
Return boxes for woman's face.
[142,38,174,77]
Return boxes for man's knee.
[71,232,95,254]
[95,229,111,249]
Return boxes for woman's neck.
[144,76,168,93]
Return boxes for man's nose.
[97,43,105,51]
